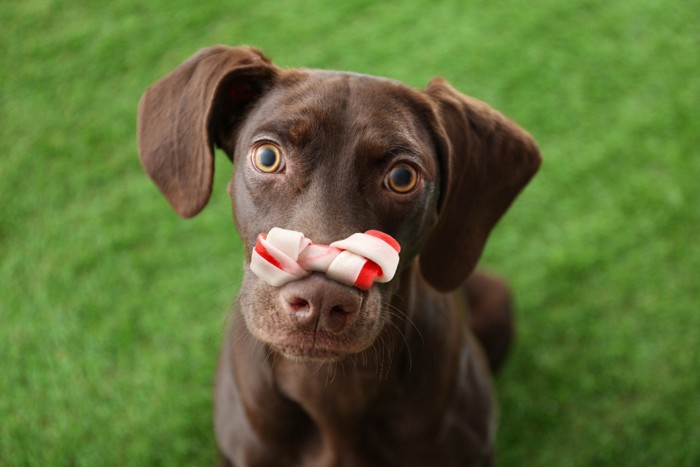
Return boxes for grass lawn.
[1,0,698,465]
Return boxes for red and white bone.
[250,228,401,290]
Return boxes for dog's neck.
[272,350,400,434]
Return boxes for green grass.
[1,0,698,465]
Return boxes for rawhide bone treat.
[251,228,401,290]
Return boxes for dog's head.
[138,46,540,362]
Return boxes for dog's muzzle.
[250,228,401,290]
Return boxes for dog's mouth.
[244,306,387,363]
[265,326,374,362]
[275,344,343,362]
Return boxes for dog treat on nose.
[250,228,401,290]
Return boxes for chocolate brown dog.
[138,45,540,466]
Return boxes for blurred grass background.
[1,0,698,465]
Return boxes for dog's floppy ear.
[420,78,541,292]
[138,45,277,218]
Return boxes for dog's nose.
[279,274,362,333]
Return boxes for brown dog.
[138,45,540,466]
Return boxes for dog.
[138,45,540,466]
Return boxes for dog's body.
[138,46,540,466]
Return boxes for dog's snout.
[279,275,362,333]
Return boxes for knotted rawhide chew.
[250,228,401,290]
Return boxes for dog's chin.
[264,332,378,363]
[274,345,346,363]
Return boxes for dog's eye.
[385,163,418,194]
[252,144,284,173]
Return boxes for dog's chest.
[269,367,492,466]
[287,414,491,467]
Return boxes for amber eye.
[385,163,418,193]
[252,144,284,173]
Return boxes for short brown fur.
[138,45,540,466]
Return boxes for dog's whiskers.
[378,302,416,373]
